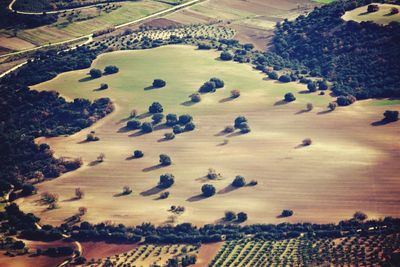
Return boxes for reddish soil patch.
[81,241,137,261]
[193,242,223,267]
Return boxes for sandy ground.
[0,34,36,51]
[17,45,400,228]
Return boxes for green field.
[18,0,170,45]
[342,3,400,25]
[312,0,335,4]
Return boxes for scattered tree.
[153,79,166,88]
[184,122,195,132]
[159,154,172,166]
[202,184,216,197]
[122,186,132,195]
[159,174,175,188]
[97,153,105,162]
[390,7,399,14]
[89,68,102,79]
[383,110,399,122]
[133,150,144,158]
[353,211,368,221]
[280,209,294,217]
[78,207,87,216]
[75,188,84,199]
[248,180,258,186]
[268,71,278,80]
[179,114,193,125]
[284,92,296,102]
[190,93,201,103]
[231,89,241,98]
[164,132,175,140]
[104,65,119,74]
[307,82,317,92]
[199,81,216,93]
[166,114,178,126]
[336,95,356,106]
[302,138,312,146]
[367,4,379,13]
[224,211,237,221]
[234,116,247,129]
[232,175,246,187]
[210,78,224,88]
[173,125,184,134]
[278,74,291,83]
[99,83,108,90]
[130,109,138,118]
[127,119,141,130]
[237,212,248,222]
[152,113,164,124]
[149,102,163,113]
[220,51,233,61]
[328,102,337,111]
[86,131,99,141]
[141,122,153,133]
[207,168,219,180]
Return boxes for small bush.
[306,103,313,111]
[159,191,170,199]
[133,150,143,158]
[302,138,312,146]
[164,132,175,140]
[328,102,337,111]
[248,180,258,186]
[210,78,224,88]
[100,83,108,90]
[231,89,241,98]
[307,82,317,92]
[178,114,193,125]
[122,186,132,195]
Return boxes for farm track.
[0,0,204,61]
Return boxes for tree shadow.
[359,11,370,16]
[77,139,90,144]
[88,160,101,166]
[117,116,131,125]
[62,197,79,202]
[186,194,207,202]
[181,100,196,107]
[218,184,238,194]
[214,130,228,137]
[137,112,151,119]
[154,123,168,131]
[117,126,131,133]
[317,110,332,115]
[227,131,243,138]
[294,144,306,149]
[298,90,311,94]
[93,87,107,92]
[274,100,288,106]
[113,192,128,197]
[384,12,396,17]
[125,156,137,160]
[219,97,234,103]
[144,86,156,91]
[157,137,172,142]
[79,76,93,82]
[129,130,146,137]
[371,119,396,126]
[140,186,163,196]
[142,164,164,172]
[295,109,308,115]
[217,140,229,146]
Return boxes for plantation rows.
[90,25,235,51]
[209,233,400,266]
[85,243,198,266]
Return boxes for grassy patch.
[342,3,400,25]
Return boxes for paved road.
[1,0,203,75]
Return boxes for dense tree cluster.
[272,0,400,99]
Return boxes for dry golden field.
[17,45,400,228]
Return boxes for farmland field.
[16,0,171,45]
[342,3,400,25]
[16,45,400,228]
